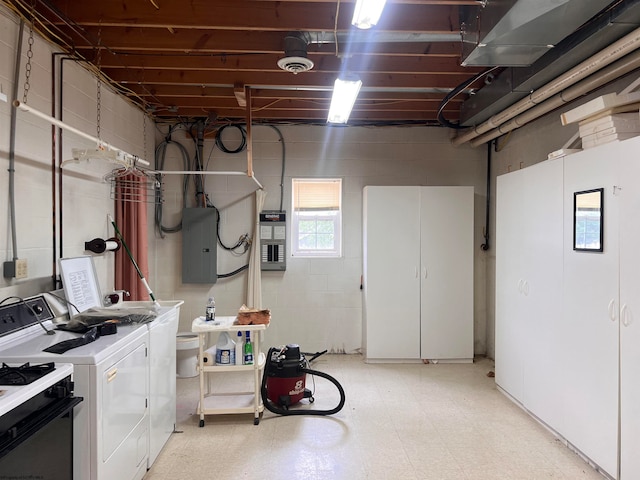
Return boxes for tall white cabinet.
[618,147,640,480]
[560,147,620,478]
[495,135,640,480]
[362,186,474,363]
[495,158,564,431]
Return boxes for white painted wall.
[0,7,150,302]
[150,125,489,354]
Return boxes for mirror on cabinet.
[573,188,604,252]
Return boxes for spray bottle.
[235,331,244,365]
[244,331,254,365]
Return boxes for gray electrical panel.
[260,211,286,271]
[182,208,217,284]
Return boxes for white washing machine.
[0,298,182,480]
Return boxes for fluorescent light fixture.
[327,77,362,124]
[351,0,387,29]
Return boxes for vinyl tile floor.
[144,355,606,480]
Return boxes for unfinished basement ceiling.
[2,0,632,127]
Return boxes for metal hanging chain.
[143,112,147,162]
[22,3,36,104]
[96,22,102,140]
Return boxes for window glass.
[291,179,342,257]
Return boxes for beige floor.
[144,355,606,480]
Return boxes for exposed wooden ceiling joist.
[7,0,486,125]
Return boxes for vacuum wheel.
[199,419,205,427]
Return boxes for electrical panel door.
[182,208,217,283]
[260,211,286,271]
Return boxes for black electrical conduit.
[266,125,286,212]
[7,20,24,271]
[54,56,91,288]
[51,52,74,288]
[215,124,247,154]
[437,66,500,130]
[217,264,249,279]
[481,141,492,251]
[260,347,346,417]
[210,123,285,210]
[50,51,59,288]
[154,138,190,237]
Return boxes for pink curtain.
[114,173,150,301]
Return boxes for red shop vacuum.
[261,344,345,416]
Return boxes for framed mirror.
[573,188,604,252]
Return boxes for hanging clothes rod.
[14,100,264,189]
[155,170,264,189]
[13,100,150,167]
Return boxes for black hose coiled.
[215,124,247,153]
[260,347,346,417]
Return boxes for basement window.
[291,178,342,258]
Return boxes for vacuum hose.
[260,346,346,417]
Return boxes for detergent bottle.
[215,332,235,365]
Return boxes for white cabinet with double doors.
[560,144,620,478]
[362,186,474,363]
[618,143,640,480]
[495,157,564,432]
[495,135,640,479]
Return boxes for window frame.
[291,178,343,258]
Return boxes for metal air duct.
[461,0,614,67]
[277,33,314,74]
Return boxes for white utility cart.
[192,316,268,426]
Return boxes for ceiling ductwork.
[461,0,615,67]
[460,0,640,127]
[277,33,314,74]
[303,31,461,45]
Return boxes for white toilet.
[176,332,199,378]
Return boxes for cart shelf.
[192,316,269,426]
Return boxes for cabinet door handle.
[518,279,523,293]
[107,368,118,383]
[414,266,418,278]
[622,304,632,327]
[422,267,427,279]
[608,299,617,322]
[522,280,529,296]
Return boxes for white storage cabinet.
[362,186,474,363]
[495,158,564,430]
[495,135,640,479]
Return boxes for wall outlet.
[3,261,15,278]
[15,259,27,279]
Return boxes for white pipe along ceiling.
[453,25,640,146]
[469,48,640,147]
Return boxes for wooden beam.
[97,52,475,75]
[105,69,476,90]
[245,86,253,177]
[45,2,463,32]
[152,107,459,121]
[68,29,462,57]
[234,83,247,107]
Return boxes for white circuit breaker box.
[260,211,286,271]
